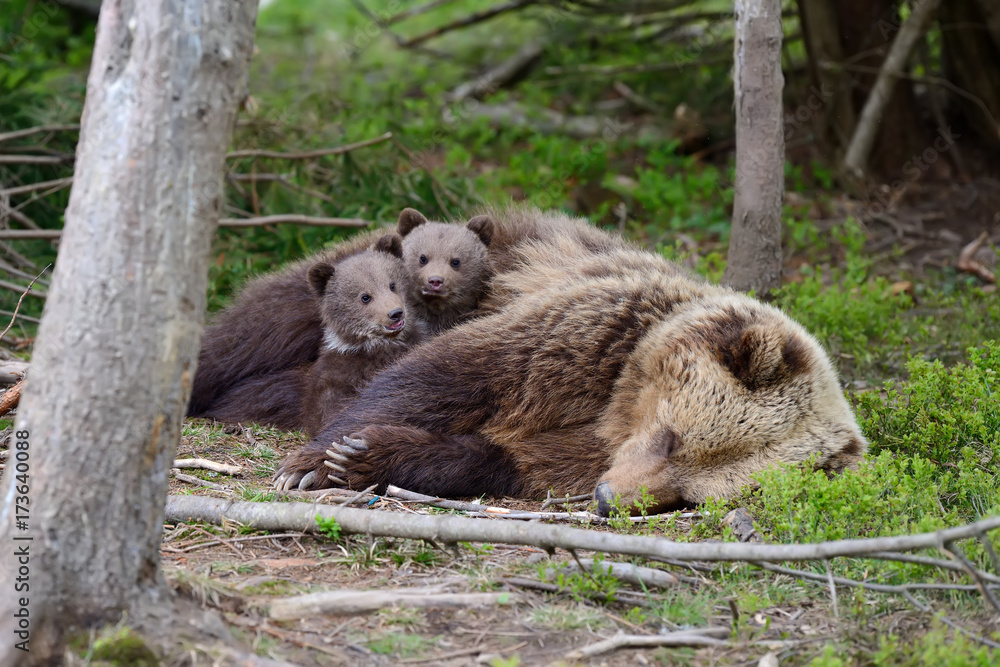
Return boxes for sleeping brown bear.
[187,209,493,427]
[274,209,866,515]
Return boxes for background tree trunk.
[723,0,785,294]
[0,0,256,662]
[939,0,1000,149]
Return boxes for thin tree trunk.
[0,1,256,663]
[795,0,857,148]
[843,0,942,176]
[722,0,785,294]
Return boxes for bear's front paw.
[273,447,332,491]
[324,434,369,486]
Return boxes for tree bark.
[0,1,256,663]
[722,0,785,294]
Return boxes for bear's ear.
[308,262,335,297]
[374,233,403,259]
[717,322,807,391]
[397,208,429,237]
[466,215,494,247]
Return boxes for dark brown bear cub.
[299,235,427,436]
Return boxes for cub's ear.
[397,208,429,237]
[307,262,335,297]
[466,215,494,248]
[717,322,808,391]
[374,233,404,259]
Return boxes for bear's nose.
[594,481,615,517]
[427,276,444,291]
[388,308,403,322]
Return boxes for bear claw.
[298,470,317,490]
[342,435,368,451]
[324,460,347,474]
[327,474,347,486]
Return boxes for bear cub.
[299,234,428,436]
[397,208,493,332]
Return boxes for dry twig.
[269,589,514,619]
[226,132,392,160]
[0,265,50,342]
[566,629,729,660]
[956,231,996,283]
[172,458,242,476]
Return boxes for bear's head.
[396,208,494,324]
[307,234,413,353]
[594,295,867,516]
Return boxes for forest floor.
[156,414,999,667]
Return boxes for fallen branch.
[0,124,80,144]
[0,379,22,418]
[0,214,376,238]
[386,485,604,522]
[0,265,50,342]
[269,589,514,619]
[446,41,545,102]
[163,495,1000,563]
[0,361,29,385]
[566,629,729,660]
[956,231,996,283]
[548,557,681,589]
[226,132,392,160]
[171,472,227,491]
[398,0,538,48]
[218,215,372,228]
[172,458,242,476]
[0,177,75,198]
[0,155,73,165]
[842,0,942,176]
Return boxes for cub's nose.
[388,308,403,322]
[427,276,444,291]
[594,481,615,517]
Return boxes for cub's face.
[595,297,867,516]
[396,209,493,317]
[308,236,411,350]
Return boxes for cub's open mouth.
[420,290,449,299]
[384,320,406,334]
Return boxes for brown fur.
[274,209,866,514]
[299,235,427,436]
[188,209,490,426]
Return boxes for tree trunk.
[843,0,941,177]
[722,0,785,294]
[0,0,256,663]
[795,0,857,149]
[939,0,1000,148]
[833,0,930,177]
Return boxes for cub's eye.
[361,294,371,304]
[450,258,461,268]
[419,255,428,265]
[389,282,396,292]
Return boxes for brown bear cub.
[187,209,493,428]
[299,234,427,436]
[274,208,867,514]
[396,208,493,332]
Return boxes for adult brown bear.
[274,209,866,514]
